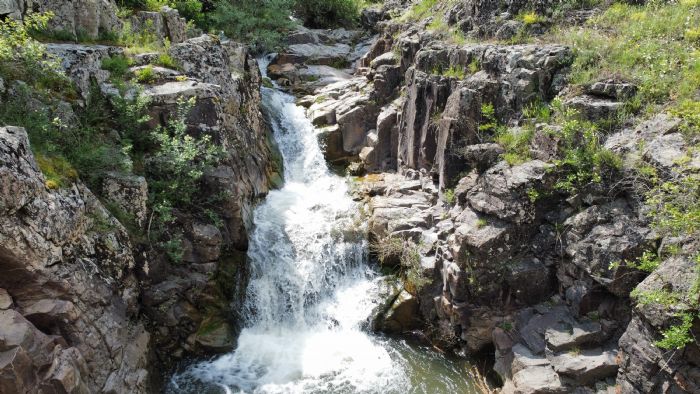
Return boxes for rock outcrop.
[0,126,150,393]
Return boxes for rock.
[102,172,148,228]
[192,319,235,353]
[467,160,553,224]
[643,132,694,171]
[459,143,505,173]
[370,52,398,69]
[130,6,187,45]
[185,223,223,263]
[561,200,655,297]
[545,320,603,352]
[379,290,421,333]
[495,20,523,40]
[508,365,566,394]
[28,0,121,40]
[587,80,637,100]
[506,258,554,305]
[0,126,149,392]
[46,44,124,98]
[548,348,618,385]
[565,95,623,123]
[0,0,24,19]
[0,289,11,310]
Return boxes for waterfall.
[168,57,476,394]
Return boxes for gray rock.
[565,95,623,123]
[0,289,11,310]
[467,160,553,224]
[562,200,655,297]
[102,172,148,228]
[545,320,603,352]
[28,0,121,40]
[588,80,637,100]
[46,44,124,98]
[548,348,618,385]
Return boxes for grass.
[135,65,157,83]
[545,2,700,118]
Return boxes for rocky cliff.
[0,2,278,391]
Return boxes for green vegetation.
[519,11,545,25]
[548,1,700,117]
[135,65,158,83]
[443,188,456,205]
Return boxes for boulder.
[561,200,656,297]
[565,95,623,123]
[378,290,421,334]
[466,160,553,224]
[0,289,11,310]
[548,348,618,385]
[130,6,187,45]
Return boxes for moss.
[36,154,78,188]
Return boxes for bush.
[135,65,158,83]
[295,0,361,28]
[209,0,294,52]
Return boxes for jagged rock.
[46,44,124,98]
[102,172,148,228]
[467,160,553,224]
[561,199,655,297]
[0,126,149,392]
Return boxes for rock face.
[0,126,150,393]
[20,0,122,40]
[130,6,187,45]
[117,35,279,370]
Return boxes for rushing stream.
[167,58,479,394]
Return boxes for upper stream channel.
[166,57,480,394]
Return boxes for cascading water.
[168,57,479,394]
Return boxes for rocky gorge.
[1,0,699,393]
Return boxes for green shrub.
[210,0,294,52]
[443,188,456,205]
[295,0,361,28]
[101,55,133,81]
[656,313,695,350]
[135,65,158,83]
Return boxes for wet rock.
[191,319,235,353]
[379,290,422,334]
